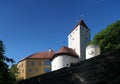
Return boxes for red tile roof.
[50,46,79,61]
[57,46,78,56]
[22,51,55,60]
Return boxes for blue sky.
[0,0,120,65]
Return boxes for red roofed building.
[17,50,55,79]
[51,46,79,71]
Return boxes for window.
[36,68,38,72]
[28,69,32,72]
[76,28,78,31]
[66,64,70,67]
[21,64,23,67]
[44,68,51,72]
[22,70,24,73]
[44,60,51,66]
[86,30,88,33]
[85,33,87,36]
[38,62,41,66]
[31,61,34,66]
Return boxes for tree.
[89,20,120,54]
[10,64,19,79]
[0,40,16,84]
[0,40,14,63]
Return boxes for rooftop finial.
[81,14,84,19]
[48,48,53,52]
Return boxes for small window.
[66,64,70,67]
[28,69,32,72]
[36,68,38,72]
[21,64,23,67]
[76,28,78,31]
[22,70,24,73]
[44,68,51,72]
[86,30,88,33]
[38,62,41,66]
[31,61,34,66]
[44,60,51,66]
[85,33,87,36]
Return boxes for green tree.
[89,20,120,54]
[10,64,19,79]
[0,40,16,84]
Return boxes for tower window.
[86,30,88,33]
[76,28,78,31]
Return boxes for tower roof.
[50,46,79,61]
[76,19,89,29]
[69,19,89,34]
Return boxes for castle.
[17,19,100,79]
[51,19,90,71]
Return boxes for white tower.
[86,44,100,59]
[51,46,79,71]
[68,19,90,60]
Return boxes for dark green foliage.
[10,64,19,78]
[0,40,16,84]
[89,20,120,54]
[0,40,14,63]
[0,60,16,84]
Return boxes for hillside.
[18,48,120,84]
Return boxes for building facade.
[17,51,55,79]
[68,19,90,60]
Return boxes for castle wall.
[51,55,79,71]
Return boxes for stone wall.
[18,49,120,84]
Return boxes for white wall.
[86,44,100,59]
[68,25,90,60]
[51,55,79,71]
[68,26,80,57]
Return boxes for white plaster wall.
[51,55,79,71]
[68,25,90,60]
[51,56,64,71]
[68,26,80,57]
[86,45,100,59]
